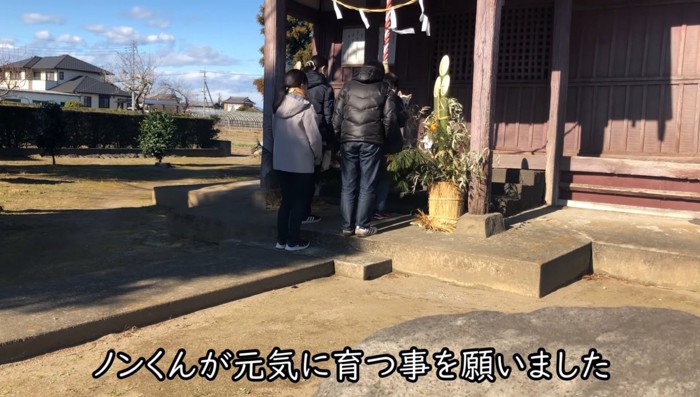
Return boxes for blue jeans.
[375,156,391,212]
[340,142,382,230]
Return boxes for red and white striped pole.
[383,0,392,72]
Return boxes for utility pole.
[130,40,136,111]
[200,70,214,110]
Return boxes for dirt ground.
[1,153,700,396]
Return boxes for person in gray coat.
[272,69,323,251]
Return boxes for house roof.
[145,99,180,106]
[4,54,108,75]
[50,76,129,97]
[223,96,255,105]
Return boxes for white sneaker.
[355,226,377,237]
[285,240,310,251]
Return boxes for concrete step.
[506,207,700,293]
[153,179,263,210]
[164,183,592,298]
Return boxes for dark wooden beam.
[562,183,700,202]
[262,0,287,190]
[494,153,700,181]
[544,0,573,205]
[287,0,319,23]
[468,0,504,215]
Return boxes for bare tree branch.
[0,53,24,102]
[158,77,195,111]
[112,44,159,110]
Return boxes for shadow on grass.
[0,177,75,185]
[0,163,261,182]
[0,206,320,314]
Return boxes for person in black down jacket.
[332,61,397,237]
[300,55,335,225]
[374,72,407,220]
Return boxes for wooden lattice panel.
[498,5,553,81]
[431,5,553,82]
[432,11,475,83]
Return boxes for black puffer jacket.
[332,64,397,146]
[305,70,335,148]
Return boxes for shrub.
[35,103,65,165]
[64,101,82,109]
[138,111,176,164]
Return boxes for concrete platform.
[0,242,335,364]
[163,185,592,298]
[160,181,700,295]
[507,207,700,293]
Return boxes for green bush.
[35,103,66,165]
[139,111,176,163]
[0,104,217,149]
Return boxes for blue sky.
[0,1,265,105]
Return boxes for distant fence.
[189,109,263,130]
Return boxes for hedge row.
[0,104,218,149]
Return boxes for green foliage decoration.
[388,55,489,194]
[35,102,65,165]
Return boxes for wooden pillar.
[545,0,573,206]
[261,0,287,190]
[468,0,503,215]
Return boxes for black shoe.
[274,242,286,250]
[373,211,390,220]
[341,229,355,237]
[302,215,322,224]
[285,240,310,251]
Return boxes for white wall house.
[222,96,256,111]
[1,55,129,109]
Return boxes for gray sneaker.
[355,226,377,237]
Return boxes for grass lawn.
[0,154,261,288]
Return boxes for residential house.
[143,93,182,113]
[0,54,129,109]
[222,96,256,111]
[263,0,700,215]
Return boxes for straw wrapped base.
[428,182,465,222]
[411,182,466,233]
[411,209,456,233]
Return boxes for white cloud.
[85,24,174,45]
[0,38,16,49]
[144,33,175,43]
[157,46,236,67]
[127,6,170,29]
[148,19,170,29]
[128,6,153,19]
[22,13,64,24]
[56,34,83,44]
[31,30,84,44]
[85,24,105,33]
[34,30,51,40]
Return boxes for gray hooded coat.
[272,93,323,174]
